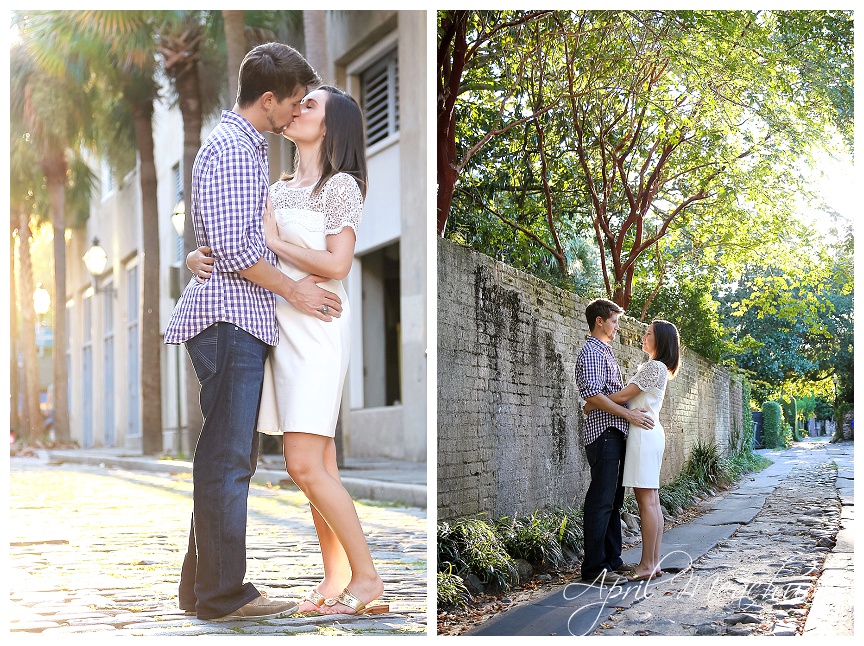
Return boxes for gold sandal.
[324,588,389,615]
[298,589,327,616]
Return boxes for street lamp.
[171,199,185,237]
[170,198,186,456]
[33,283,51,317]
[83,238,117,297]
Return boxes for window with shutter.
[360,49,399,146]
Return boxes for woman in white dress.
[187,86,386,616]
[583,319,680,582]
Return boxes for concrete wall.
[437,239,743,521]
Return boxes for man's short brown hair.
[585,298,623,331]
[236,42,321,107]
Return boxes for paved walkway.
[42,447,428,508]
[8,455,427,636]
[468,438,853,637]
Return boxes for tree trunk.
[10,221,21,439]
[177,58,205,454]
[301,9,341,465]
[16,211,43,443]
[132,102,164,455]
[302,11,328,80]
[44,158,69,442]
[223,10,245,106]
[436,12,469,236]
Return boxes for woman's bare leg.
[284,433,383,614]
[287,437,351,611]
[632,487,660,577]
[652,489,664,573]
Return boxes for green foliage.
[629,272,729,362]
[814,398,835,420]
[437,564,470,609]
[437,517,518,591]
[436,507,584,597]
[494,512,566,571]
[761,401,786,449]
[685,439,730,491]
[781,397,799,439]
[441,9,852,315]
[796,395,816,424]
[437,441,771,599]
[737,376,756,452]
[441,10,852,415]
[720,223,853,404]
[543,506,585,556]
[727,447,773,479]
[658,477,702,515]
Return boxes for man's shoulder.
[577,336,605,357]
[196,125,259,167]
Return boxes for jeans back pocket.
[185,326,219,382]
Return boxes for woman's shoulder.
[323,172,362,193]
[645,359,670,377]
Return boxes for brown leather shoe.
[211,594,298,621]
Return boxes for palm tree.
[9,124,43,443]
[9,31,98,442]
[14,10,166,453]
[9,107,40,441]
[157,11,211,450]
[302,12,328,79]
[222,10,245,104]
[68,11,166,455]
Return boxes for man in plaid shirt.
[575,298,654,586]
[165,43,335,622]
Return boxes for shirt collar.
[585,335,611,352]
[221,110,268,150]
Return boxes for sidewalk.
[44,447,427,508]
[9,454,427,636]
[468,438,853,636]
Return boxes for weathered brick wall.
[437,239,743,521]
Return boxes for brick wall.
[437,239,743,521]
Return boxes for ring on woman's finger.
[321,304,329,314]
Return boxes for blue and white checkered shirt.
[575,335,629,444]
[165,111,278,346]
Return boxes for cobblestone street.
[468,438,853,637]
[8,458,427,636]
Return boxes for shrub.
[545,506,584,556]
[728,447,772,478]
[437,564,470,609]
[735,376,756,454]
[685,438,731,490]
[437,517,518,591]
[782,397,806,441]
[658,475,701,514]
[762,401,785,448]
[494,511,566,571]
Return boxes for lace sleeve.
[323,173,363,235]
[627,360,667,392]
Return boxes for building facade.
[64,11,427,462]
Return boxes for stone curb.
[44,450,427,508]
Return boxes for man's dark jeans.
[178,323,268,619]
[581,427,626,580]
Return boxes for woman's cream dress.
[256,173,362,437]
[621,359,668,488]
